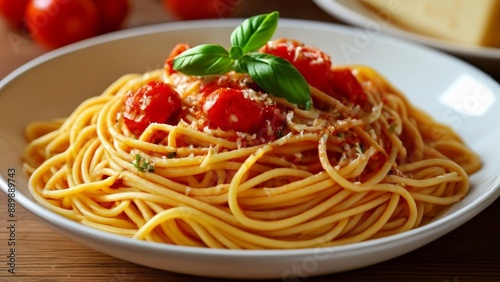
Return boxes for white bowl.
[1,18,500,279]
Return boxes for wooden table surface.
[1,1,499,281]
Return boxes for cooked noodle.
[23,43,480,249]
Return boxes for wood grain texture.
[1,0,499,281]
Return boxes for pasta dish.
[23,13,481,249]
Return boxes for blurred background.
[2,0,497,79]
[0,0,342,78]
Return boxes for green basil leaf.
[230,11,279,54]
[229,45,243,60]
[172,44,234,75]
[238,53,311,106]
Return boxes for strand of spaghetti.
[280,193,392,238]
[42,162,67,191]
[143,201,203,246]
[81,138,103,183]
[134,206,352,249]
[341,147,379,180]
[125,200,167,243]
[237,177,336,206]
[348,201,390,235]
[29,160,82,220]
[237,168,313,191]
[325,192,401,246]
[28,152,64,188]
[44,130,70,160]
[24,119,65,142]
[240,189,334,220]
[237,172,331,198]
[409,192,465,205]
[76,194,131,218]
[70,195,136,228]
[411,166,447,180]
[81,219,137,236]
[228,146,396,232]
[67,127,98,187]
[183,218,230,248]
[384,172,462,187]
[399,159,470,196]
[188,169,216,188]
[381,101,404,135]
[326,191,382,215]
[401,118,425,161]
[374,202,425,238]
[23,129,65,167]
[433,140,482,174]
[352,125,387,156]
[127,200,151,227]
[309,85,357,116]
[153,160,268,178]
[119,172,242,226]
[42,175,117,199]
[318,134,419,232]
[319,134,389,191]
[253,190,355,237]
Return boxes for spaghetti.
[23,38,480,249]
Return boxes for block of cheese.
[361,0,500,47]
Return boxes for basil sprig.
[172,11,311,108]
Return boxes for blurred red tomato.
[0,0,29,29]
[163,0,240,20]
[25,0,99,49]
[92,0,130,34]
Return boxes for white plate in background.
[313,0,500,60]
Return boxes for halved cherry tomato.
[260,38,332,92]
[0,0,29,29]
[123,81,182,135]
[164,43,190,75]
[25,0,99,49]
[92,0,130,34]
[203,88,265,133]
[327,68,367,105]
[163,0,239,20]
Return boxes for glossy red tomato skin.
[203,88,265,133]
[0,0,29,29]
[123,81,182,135]
[164,43,190,75]
[163,0,238,20]
[92,0,129,34]
[25,0,99,49]
[260,38,332,92]
[327,68,368,105]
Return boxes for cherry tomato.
[0,0,29,29]
[202,88,265,133]
[259,105,286,141]
[164,43,190,75]
[261,38,332,92]
[327,68,367,105]
[163,0,239,20]
[25,0,99,49]
[92,0,130,34]
[123,81,182,135]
